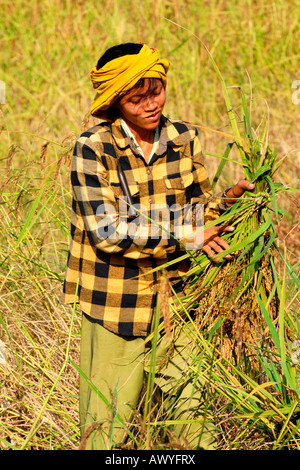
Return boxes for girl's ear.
[106,100,120,121]
[112,98,121,111]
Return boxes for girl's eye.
[130,97,141,104]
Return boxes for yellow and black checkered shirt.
[63,115,220,337]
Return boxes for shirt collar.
[119,118,160,164]
[111,115,192,157]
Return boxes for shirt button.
[150,286,154,292]
[149,198,152,203]
[146,169,151,175]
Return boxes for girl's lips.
[145,111,161,121]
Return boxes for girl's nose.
[144,95,157,110]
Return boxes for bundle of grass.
[180,109,291,371]
[169,115,300,445]
[138,82,300,450]
[161,20,300,381]
[155,85,300,449]
[174,101,299,388]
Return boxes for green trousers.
[79,313,217,450]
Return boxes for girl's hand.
[192,180,255,262]
[194,225,235,262]
[223,179,255,206]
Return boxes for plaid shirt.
[63,115,220,337]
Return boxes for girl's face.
[117,79,166,136]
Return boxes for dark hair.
[128,77,163,96]
[96,43,143,70]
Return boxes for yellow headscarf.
[89,44,170,117]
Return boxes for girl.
[63,42,254,450]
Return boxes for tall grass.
[0,0,299,450]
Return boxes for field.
[0,0,299,450]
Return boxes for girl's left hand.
[223,179,255,206]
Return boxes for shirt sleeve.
[70,136,182,259]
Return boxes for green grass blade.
[211,142,234,190]
[255,291,281,355]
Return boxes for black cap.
[96,43,143,70]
